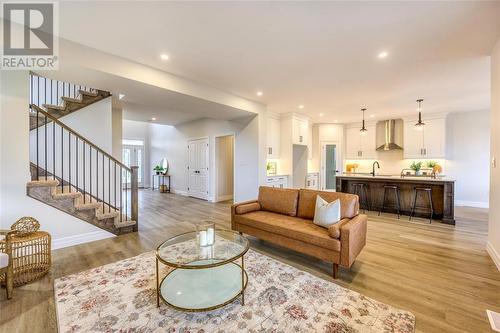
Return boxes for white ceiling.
[40,67,255,125]
[58,1,500,123]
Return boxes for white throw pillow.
[313,195,341,228]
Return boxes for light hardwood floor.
[1,189,499,332]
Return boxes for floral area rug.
[54,250,415,333]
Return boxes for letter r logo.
[3,3,54,56]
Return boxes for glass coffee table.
[155,229,249,312]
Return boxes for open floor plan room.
[1,2,500,333]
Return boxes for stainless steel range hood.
[376,119,403,151]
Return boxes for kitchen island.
[336,174,455,225]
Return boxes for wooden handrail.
[29,104,131,173]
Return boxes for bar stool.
[352,183,371,212]
[409,187,433,223]
[378,185,401,219]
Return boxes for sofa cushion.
[313,196,341,228]
[235,202,261,215]
[258,186,299,216]
[297,189,359,219]
[234,210,341,251]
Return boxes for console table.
[152,174,171,193]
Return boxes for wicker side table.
[0,221,51,287]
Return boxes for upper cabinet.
[267,115,281,159]
[403,116,446,159]
[292,116,309,145]
[345,123,377,159]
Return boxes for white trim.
[52,230,115,250]
[170,189,188,196]
[320,140,342,191]
[215,194,234,202]
[487,241,500,272]
[455,200,489,208]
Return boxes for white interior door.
[122,144,144,187]
[188,138,209,200]
[321,141,342,191]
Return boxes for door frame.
[320,140,342,191]
[214,132,236,203]
[187,136,209,200]
[122,142,145,188]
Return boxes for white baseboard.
[214,194,234,202]
[52,230,115,250]
[170,189,188,196]
[487,241,500,272]
[455,200,489,208]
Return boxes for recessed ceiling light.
[256,91,263,96]
[118,94,125,100]
[319,113,324,117]
[160,54,169,60]
[370,114,375,118]
[378,51,389,59]
[299,105,304,109]
[151,117,156,121]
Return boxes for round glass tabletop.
[156,229,249,268]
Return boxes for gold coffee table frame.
[155,230,249,312]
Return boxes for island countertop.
[338,174,455,183]
[336,175,455,224]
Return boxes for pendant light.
[360,108,368,135]
[415,99,425,130]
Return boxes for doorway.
[122,139,144,188]
[215,134,234,202]
[321,141,341,191]
[188,137,209,200]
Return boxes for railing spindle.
[108,158,111,213]
[83,141,86,203]
[69,132,71,192]
[44,114,47,180]
[90,146,92,203]
[102,153,105,212]
[120,166,122,222]
[61,125,63,193]
[76,137,78,191]
[53,121,55,181]
[36,107,39,180]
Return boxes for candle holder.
[196,222,215,247]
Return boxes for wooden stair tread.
[114,220,136,228]
[78,89,99,97]
[61,96,84,104]
[42,103,65,110]
[27,179,59,187]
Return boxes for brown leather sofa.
[231,186,367,278]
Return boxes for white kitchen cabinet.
[267,116,281,158]
[306,173,319,189]
[403,117,446,159]
[345,124,377,159]
[292,117,309,146]
[266,175,289,188]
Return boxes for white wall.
[148,115,263,202]
[446,110,490,206]
[112,107,123,161]
[489,38,500,271]
[123,120,151,187]
[0,71,111,245]
[215,135,234,201]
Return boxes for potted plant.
[410,161,423,176]
[153,165,164,175]
[426,160,442,174]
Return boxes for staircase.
[27,73,138,235]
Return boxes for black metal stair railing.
[29,71,95,108]
[29,104,139,226]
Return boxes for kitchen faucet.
[371,161,380,177]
